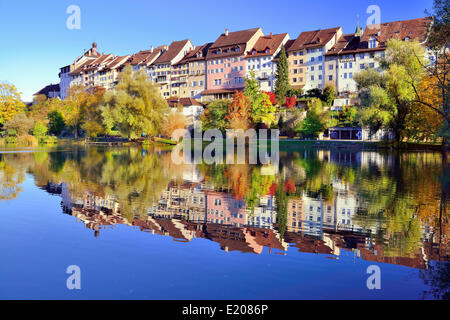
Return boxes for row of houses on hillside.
[35,17,432,104]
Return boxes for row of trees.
[0,66,187,143]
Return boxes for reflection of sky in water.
[0,148,448,299]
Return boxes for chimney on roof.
[150,45,154,53]
[92,42,98,55]
[225,28,229,36]
[270,32,273,37]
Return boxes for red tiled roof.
[288,27,341,51]
[153,40,191,64]
[69,59,95,76]
[105,55,130,70]
[128,46,166,66]
[245,33,288,58]
[325,33,360,56]
[272,39,294,62]
[325,17,432,56]
[358,16,432,51]
[207,28,262,59]
[176,43,213,64]
[211,28,261,48]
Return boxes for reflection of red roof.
[246,227,286,251]
[288,27,341,51]
[284,232,334,254]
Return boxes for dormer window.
[217,49,222,55]
[265,48,270,54]
[252,49,257,55]
[368,36,377,49]
[404,36,410,41]
[235,46,241,52]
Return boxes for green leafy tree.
[31,121,48,137]
[47,110,66,136]
[297,98,327,138]
[82,86,106,138]
[245,71,276,126]
[322,85,336,106]
[354,39,426,142]
[200,99,231,132]
[101,66,170,138]
[274,45,290,106]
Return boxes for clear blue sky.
[0,0,434,102]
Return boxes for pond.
[0,146,448,300]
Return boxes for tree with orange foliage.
[404,75,444,141]
[81,86,106,138]
[226,91,251,131]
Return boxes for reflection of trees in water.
[0,147,448,261]
[0,156,24,202]
[1,147,187,221]
[279,150,448,259]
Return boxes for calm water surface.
[0,146,448,300]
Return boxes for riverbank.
[278,139,444,151]
[1,136,445,152]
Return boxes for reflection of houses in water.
[206,191,247,227]
[55,178,447,269]
[61,184,120,215]
[246,195,277,229]
[155,181,206,222]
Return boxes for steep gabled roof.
[34,84,60,96]
[211,28,261,48]
[359,16,432,51]
[69,59,94,75]
[105,55,130,70]
[272,39,295,62]
[207,28,262,59]
[176,43,213,64]
[288,27,341,51]
[245,33,288,58]
[325,17,433,56]
[153,39,191,64]
[325,33,360,56]
[128,46,166,66]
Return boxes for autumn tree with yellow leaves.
[0,82,25,127]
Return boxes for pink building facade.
[206,191,247,227]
